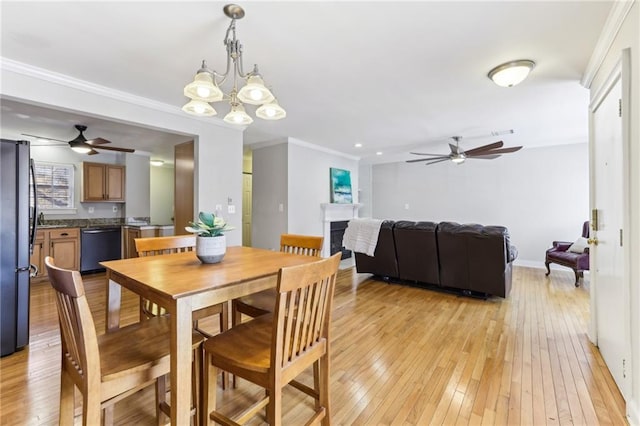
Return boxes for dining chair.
[134,235,229,337]
[202,252,341,426]
[44,256,203,426]
[135,235,230,398]
[231,234,324,326]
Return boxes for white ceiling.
[0,1,612,165]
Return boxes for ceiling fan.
[407,136,522,165]
[25,124,135,155]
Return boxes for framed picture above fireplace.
[330,168,353,204]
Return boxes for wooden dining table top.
[100,245,318,299]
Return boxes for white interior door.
[590,61,630,400]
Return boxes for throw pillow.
[568,237,588,253]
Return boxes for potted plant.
[185,211,234,264]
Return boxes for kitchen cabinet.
[123,227,156,258]
[82,162,125,202]
[30,227,80,281]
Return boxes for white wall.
[287,138,359,237]
[589,3,639,423]
[371,143,589,266]
[150,165,174,225]
[358,163,373,218]
[250,138,360,251]
[1,59,243,244]
[251,142,288,251]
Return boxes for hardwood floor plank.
[0,266,628,425]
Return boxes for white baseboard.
[628,398,640,426]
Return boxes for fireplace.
[320,203,362,257]
[330,221,351,260]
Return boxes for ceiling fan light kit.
[488,59,536,87]
[24,124,134,155]
[182,4,285,125]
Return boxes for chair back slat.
[134,235,197,318]
[273,253,340,370]
[135,235,196,257]
[45,257,100,388]
[280,234,323,257]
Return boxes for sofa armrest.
[508,245,518,262]
[583,247,590,255]
[552,241,572,251]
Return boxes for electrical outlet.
[404,203,410,210]
[88,207,95,214]
[278,203,284,213]
[215,204,222,212]
[112,205,118,212]
[228,205,236,214]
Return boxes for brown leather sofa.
[438,222,517,298]
[393,221,439,285]
[353,220,398,279]
[353,220,517,298]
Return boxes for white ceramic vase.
[196,235,226,264]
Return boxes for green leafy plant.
[185,211,234,237]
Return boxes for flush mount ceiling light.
[488,60,536,87]
[182,4,286,125]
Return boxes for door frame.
[588,48,632,400]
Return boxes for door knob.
[587,238,598,245]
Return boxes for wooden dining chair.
[44,256,204,426]
[134,235,229,338]
[231,234,324,326]
[202,252,341,426]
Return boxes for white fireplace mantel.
[320,203,362,257]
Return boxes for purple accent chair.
[544,221,590,287]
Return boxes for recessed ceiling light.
[150,159,164,167]
[354,143,362,148]
[376,151,382,156]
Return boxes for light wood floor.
[0,266,627,425]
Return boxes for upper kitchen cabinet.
[82,162,125,202]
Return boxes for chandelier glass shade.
[182,4,285,125]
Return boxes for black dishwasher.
[80,227,122,273]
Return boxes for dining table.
[100,245,319,425]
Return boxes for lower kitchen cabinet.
[30,228,80,281]
[124,227,156,258]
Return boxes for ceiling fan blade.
[466,154,502,160]
[93,145,135,153]
[409,151,448,157]
[472,146,522,155]
[406,156,451,163]
[88,149,99,155]
[21,133,68,143]
[86,137,111,145]
[424,158,452,166]
[464,141,504,156]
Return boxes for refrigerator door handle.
[29,159,37,255]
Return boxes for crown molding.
[0,57,241,131]
[288,137,360,161]
[581,1,634,88]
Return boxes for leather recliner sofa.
[353,220,518,298]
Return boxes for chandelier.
[182,4,286,125]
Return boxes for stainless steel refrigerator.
[1,139,37,356]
